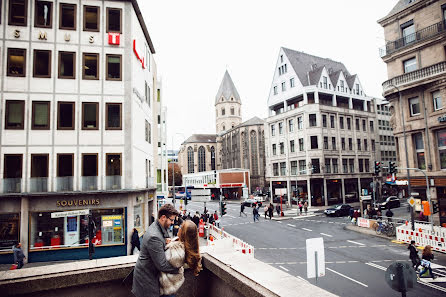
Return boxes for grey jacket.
[132,221,179,297]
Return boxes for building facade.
[378,0,446,226]
[178,134,217,174]
[265,47,377,207]
[0,0,162,263]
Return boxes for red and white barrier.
[396,222,446,253]
[207,224,255,257]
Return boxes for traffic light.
[432,201,439,214]
[389,161,396,174]
[221,202,227,216]
[422,201,431,216]
[374,161,381,175]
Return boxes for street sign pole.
[315,251,318,284]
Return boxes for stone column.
[341,178,346,204]
[363,100,368,112]
[314,92,319,104]
[323,179,328,206]
[287,178,291,207]
[270,180,273,201]
[349,97,353,109]
[303,92,308,105]
[127,194,134,255]
[332,94,337,107]
[20,197,29,263]
[358,178,362,197]
[307,178,312,207]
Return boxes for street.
[178,200,446,297]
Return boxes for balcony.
[3,178,21,193]
[382,61,446,94]
[56,176,74,192]
[105,175,122,190]
[29,177,48,192]
[380,21,446,57]
[81,176,98,191]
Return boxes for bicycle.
[374,220,395,236]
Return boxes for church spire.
[215,70,241,105]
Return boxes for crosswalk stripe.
[279,265,289,272]
[287,224,297,227]
[320,233,333,237]
[347,240,365,246]
[302,228,312,231]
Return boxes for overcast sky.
[140,0,398,150]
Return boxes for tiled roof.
[182,134,217,144]
[382,0,418,20]
[215,70,241,104]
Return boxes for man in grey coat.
[132,204,180,297]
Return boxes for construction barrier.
[396,222,446,253]
[207,224,255,257]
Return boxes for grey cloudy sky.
[140,0,398,150]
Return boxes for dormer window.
[355,84,360,95]
[280,55,283,63]
[340,81,344,92]
[323,76,327,89]
[231,97,234,101]
[221,98,224,102]
[221,108,225,116]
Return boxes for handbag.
[421,259,431,268]
[9,264,18,270]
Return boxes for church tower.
[215,70,242,133]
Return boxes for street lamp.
[171,133,185,206]
[388,83,414,230]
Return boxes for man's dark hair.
[411,240,415,244]
[158,204,178,218]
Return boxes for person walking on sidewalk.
[419,245,437,279]
[240,202,247,217]
[408,240,420,271]
[130,228,141,255]
[268,203,274,219]
[275,204,280,216]
[252,205,259,222]
[264,205,269,219]
[13,243,25,269]
[298,201,303,215]
[304,201,308,215]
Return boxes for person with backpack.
[385,207,394,222]
[419,245,437,279]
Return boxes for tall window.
[355,118,360,130]
[32,101,50,130]
[273,86,278,95]
[230,107,235,115]
[7,48,26,77]
[35,1,52,28]
[9,0,27,26]
[198,146,206,172]
[272,144,277,155]
[250,131,258,175]
[106,7,121,33]
[82,53,99,80]
[365,159,370,172]
[106,103,122,130]
[84,5,99,31]
[279,142,284,154]
[280,162,286,176]
[311,159,320,174]
[221,108,225,116]
[60,3,76,30]
[401,20,415,45]
[341,138,345,150]
[332,137,336,150]
[187,147,194,173]
[33,50,51,78]
[323,76,327,88]
[290,161,297,175]
[357,139,361,151]
[58,51,76,79]
[322,114,327,127]
[281,82,286,92]
[437,129,446,169]
[290,140,295,153]
[57,102,74,130]
[347,117,351,130]
[5,100,25,129]
[290,78,295,88]
[364,139,368,151]
[362,119,366,131]
[330,115,335,128]
[273,163,279,176]
[311,136,318,149]
[372,140,376,151]
[57,154,73,180]
[359,159,364,173]
[298,117,303,129]
[404,57,417,73]
[348,138,353,150]
[210,146,215,170]
[323,137,328,149]
[342,159,348,173]
[413,133,425,169]
[82,102,98,130]
[349,159,354,173]
[325,159,331,173]
[288,119,294,132]
[409,97,420,116]
[299,138,304,151]
[279,122,283,134]
[82,154,98,178]
[271,124,275,136]
[370,120,374,132]
[433,91,442,111]
[299,160,306,175]
[309,114,317,127]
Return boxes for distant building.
[265,47,377,207]
[378,0,446,226]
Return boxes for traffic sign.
[51,209,90,218]
[306,237,325,279]
[385,262,416,295]
[410,192,419,196]
[407,197,416,207]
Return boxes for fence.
[207,224,254,257]
[396,222,446,253]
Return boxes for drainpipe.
[420,89,433,171]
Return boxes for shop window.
[83,5,99,31]
[33,50,51,78]
[34,1,52,28]
[9,0,27,26]
[57,101,75,130]
[106,103,122,130]
[106,7,121,33]
[5,100,25,129]
[31,101,50,129]
[58,51,76,79]
[82,53,99,80]
[82,102,98,130]
[30,208,124,250]
[7,48,26,77]
[106,54,122,80]
[59,3,76,30]
[413,133,425,170]
[0,213,20,250]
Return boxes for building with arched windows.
[178,71,266,193]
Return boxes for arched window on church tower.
[221,108,225,116]
[222,124,225,131]
[250,131,258,175]
[198,146,206,172]
[230,107,234,115]
[187,147,194,173]
[231,123,235,128]
[211,146,215,170]
[238,108,241,116]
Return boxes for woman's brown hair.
[178,220,202,276]
[423,245,432,257]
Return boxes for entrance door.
[64,216,80,246]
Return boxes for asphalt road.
[178,200,446,297]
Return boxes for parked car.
[344,192,357,202]
[324,204,352,217]
[243,198,262,207]
[378,196,400,209]
[273,195,287,203]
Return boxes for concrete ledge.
[344,224,394,240]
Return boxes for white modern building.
[265,47,377,207]
[375,97,397,170]
[0,0,163,264]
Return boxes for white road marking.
[287,224,297,227]
[347,240,365,246]
[348,261,359,263]
[277,221,282,224]
[226,215,235,218]
[336,261,346,263]
[302,228,312,232]
[279,265,289,272]
[326,268,368,287]
[296,275,308,282]
[320,233,333,237]
[365,262,386,271]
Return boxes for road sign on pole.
[385,262,416,297]
[407,197,416,207]
[306,237,325,279]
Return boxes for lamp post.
[388,83,414,230]
[171,133,185,207]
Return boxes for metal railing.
[3,178,21,193]
[56,176,74,191]
[382,61,446,92]
[380,21,446,57]
[105,175,122,190]
[82,176,98,191]
[29,177,48,192]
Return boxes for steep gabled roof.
[215,70,241,105]
[239,116,265,127]
[308,66,325,85]
[380,0,418,21]
[329,70,342,87]
[182,134,217,144]
[282,47,350,86]
[346,74,357,89]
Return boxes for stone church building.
[178,71,266,192]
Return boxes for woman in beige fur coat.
[160,220,202,297]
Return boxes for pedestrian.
[159,220,202,296]
[213,211,220,228]
[13,242,25,269]
[275,204,280,216]
[348,207,354,220]
[408,240,420,271]
[304,201,308,216]
[298,201,303,215]
[252,205,259,222]
[240,202,247,217]
[208,213,215,225]
[130,228,141,255]
[268,203,274,219]
[264,205,269,219]
[419,245,437,279]
[173,215,183,237]
[385,207,393,222]
[132,204,180,297]
[192,211,200,227]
